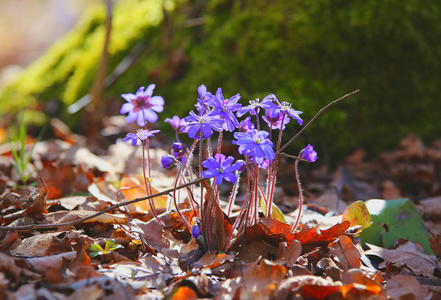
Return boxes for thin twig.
[277,89,360,153]
[0,177,208,231]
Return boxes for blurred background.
[0,0,440,166]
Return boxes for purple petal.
[222,156,234,167]
[120,103,133,114]
[125,111,139,124]
[222,172,237,183]
[121,93,136,102]
[150,96,165,107]
[145,84,155,96]
[136,113,146,127]
[214,175,224,185]
[143,110,158,123]
[198,84,207,97]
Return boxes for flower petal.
[150,96,165,107]
[121,93,136,102]
[120,103,134,114]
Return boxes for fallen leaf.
[10,231,74,256]
[296,221,351,244]
[238,259,287,299]
[119,176,167,214]
[192,253,235,270]
[362,198,434,255]
[167,286,198,300]
[42,210,127,226]
[276,239,302,267]
[341,200,371,232]
[386,275,431,300]
[429,234,441,258]
[365,241,440,276]
[27,251,77,284]
[328,235,362,272]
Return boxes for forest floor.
[1,128,441,299]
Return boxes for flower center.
[131,95,152,112]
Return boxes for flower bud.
[191,224,201,239]
[161,155,175,169]
[299,144,318,162]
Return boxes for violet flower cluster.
[119,82,318,251]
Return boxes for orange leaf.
[296,221,350,244]
[169,286,198,300]
[119,176,167,212]
[301,285,341,299]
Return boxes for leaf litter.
[1,133,441,299]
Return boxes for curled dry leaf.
[365,241,440,277]
[328,235,362,272]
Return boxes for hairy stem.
[290,160,303,233]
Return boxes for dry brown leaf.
[0,231,19,251]
[276,239,302,267]
[66,283,103,300]
[192,253,235,270]
[238,259,287,299]
[328,235,362,271]
[27,251,77,273]
[386,275,431,300]
[0,253,41,289]
[27,251,77,284]
[429,233,441,258]
[131,218,181,258]
[10,231,73,256]
[365,241,440,276]
[42,210,127,225]
[275,275,338,299]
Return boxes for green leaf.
[89,244,104,252]
[359,198,434,255]
[104,239,123,253]
[89,251,102,258]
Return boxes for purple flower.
[268,99,303,125]
[164,116,188,133]
[201,154,245,185]
[206,88,242,131]
[191,224,201,239]
[236,97,273,117]
[239,116,255,132]
[299,144,317,162]
[182,111,223,140]
[233,129,275,165]
[120,84,164,126]
[196,84,211,115]
[262,109,290,130]
[122,129,160,146]
[172,142,187,163]
[161,155,176,168]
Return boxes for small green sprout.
[8,114,43,186]
[88,239,124,258]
